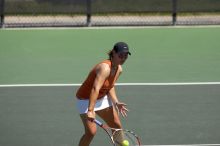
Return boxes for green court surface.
[0,27,220,84]
[0,26,220,146]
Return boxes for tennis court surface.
[0,83,220,146]
[0,26,220,146]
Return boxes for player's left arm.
[108,87,129,117]
[108,65,129,117]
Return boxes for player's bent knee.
[85,129,97,137]
[113,120,122,129]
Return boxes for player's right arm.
[87,63,110,120]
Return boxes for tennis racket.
[94,119,141,146]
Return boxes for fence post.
[86,0,91,26]
[0,0,5,28]
[172,0,177,25]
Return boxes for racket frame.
[94,119,141,146]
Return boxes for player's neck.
[110,59,118,70]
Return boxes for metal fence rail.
[0,0,220,28]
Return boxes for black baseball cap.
[113,42,131,55]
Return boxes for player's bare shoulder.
[95,62,111,77]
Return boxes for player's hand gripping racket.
[94,119,141,146]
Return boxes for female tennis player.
[76,42,131,146]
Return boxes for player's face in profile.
[117,52,128,65]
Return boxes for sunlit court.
[1,0,220,146]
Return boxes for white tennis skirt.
[76,95,113,114]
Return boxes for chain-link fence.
[0,0,220,28]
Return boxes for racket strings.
[112,130,139,146]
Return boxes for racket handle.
[94,119,103,126]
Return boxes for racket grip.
[94,119,103,126]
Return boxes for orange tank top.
[76,60,118,99]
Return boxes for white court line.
[0,83,81,87]
[0,82,220,87]
[116,82,220,86]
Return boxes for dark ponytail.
[108,50,114,60]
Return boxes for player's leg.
[96,106,122,129]
[78,113,97,146]
[96,106,124,145]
